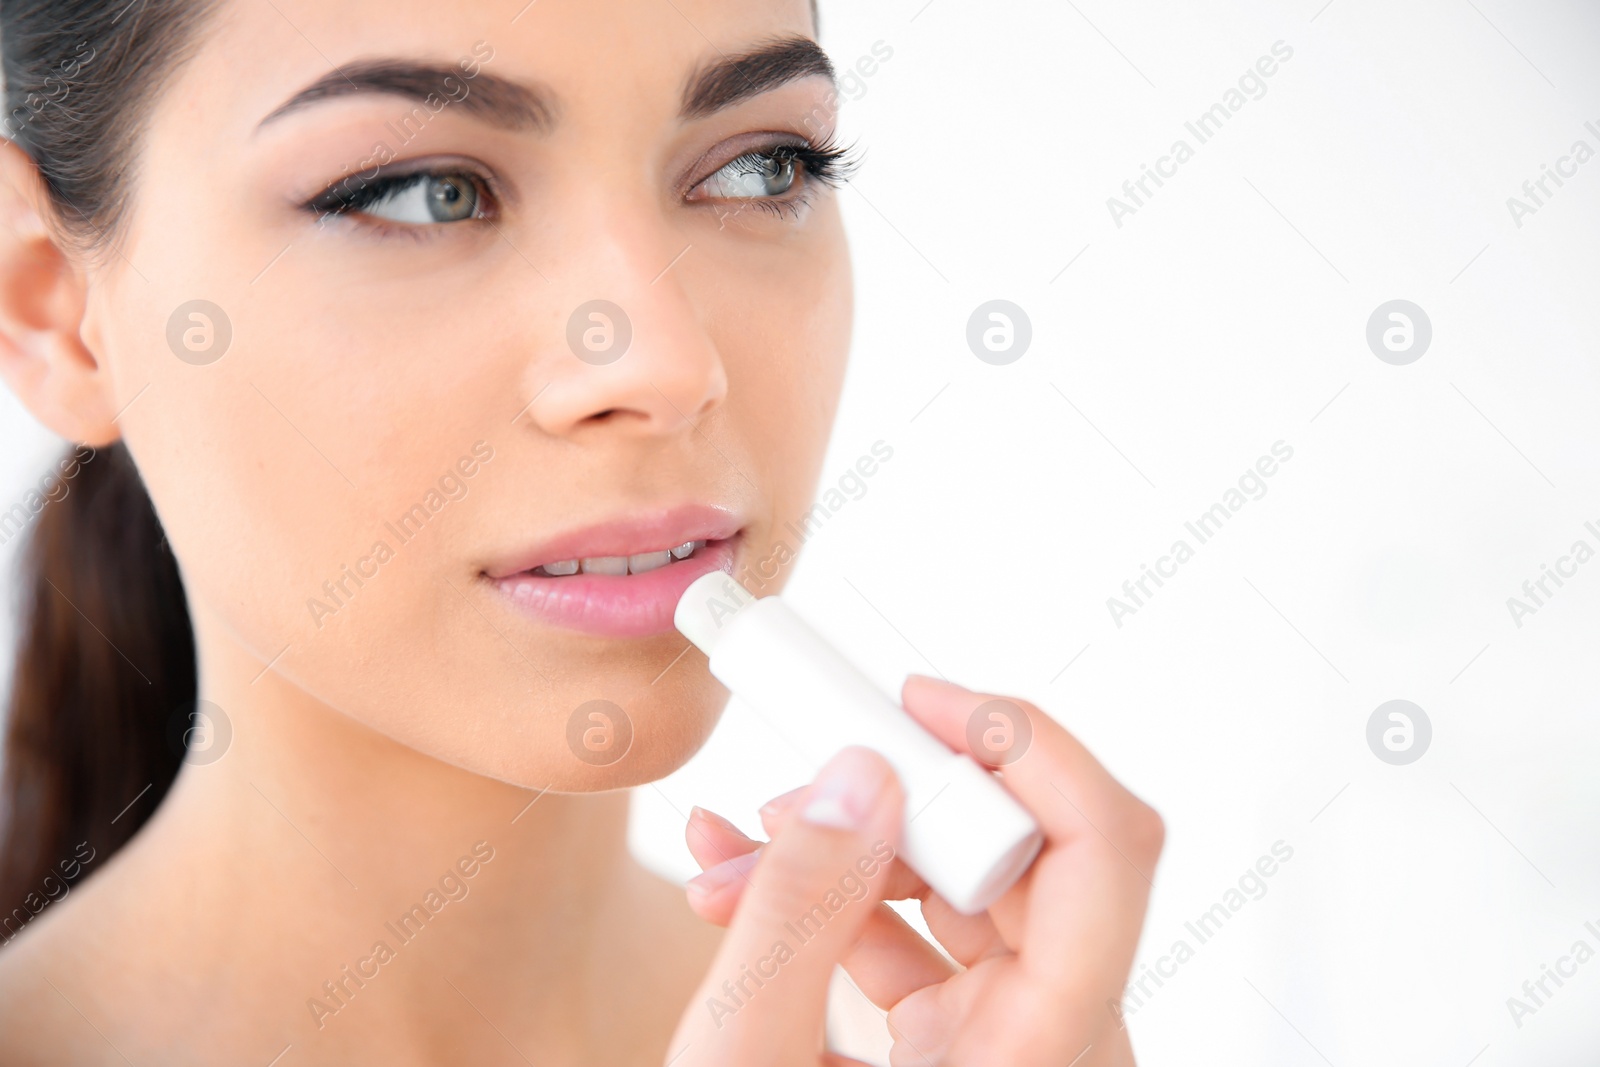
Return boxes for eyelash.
[297,135,860,234]
[301,167,498,238]
[700,135,861,218]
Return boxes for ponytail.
[0,442,194,941]
[0,0,216,942]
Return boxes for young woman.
[0,0,1163,1063]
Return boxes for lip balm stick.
[674,571,1044,915]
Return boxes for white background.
[4,1,1600,1064]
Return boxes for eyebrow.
[256,36,834,135]
[680,37,835,119]
[257,60,555,133]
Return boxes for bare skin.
[0,0,1161,1063]
[0,673,723,1064]
[0,0,845,1062]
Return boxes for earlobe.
[0,138,121,446]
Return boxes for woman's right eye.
[308,170,488,226]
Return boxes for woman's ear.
[0,138,122,446]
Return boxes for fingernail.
[686,848,761,898]
[800,747,886,831]
[690,805,751,840]
[758,786,808,821]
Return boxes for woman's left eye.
[697,149,800,200]
[309,170,487,225]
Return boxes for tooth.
[542,559,580,576]
[629,550,672,574]
[580,556,628,575]
[670,541,696,559]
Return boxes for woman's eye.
[697,150,799,200]
[364,173,481,223]
[313,170,486,225]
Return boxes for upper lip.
[484,502,744,579]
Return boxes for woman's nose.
[523,222,728,441]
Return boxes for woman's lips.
[483,505,744,638]
[490,536,738,638]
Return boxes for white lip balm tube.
[674,571,1044,915]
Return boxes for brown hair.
[0,0,212,942]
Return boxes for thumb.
[675,746,904,1061]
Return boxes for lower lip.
[488,537,739,638]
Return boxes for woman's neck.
[3,604,719,1065]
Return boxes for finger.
[920,890,1014,969]
[690,801,963,1004]
[686,805,760,871]
[691,802,943,933]
[899,674,1160,858]
[759,755,1030,972]
[762,776,1013,970]
[685,849,762,925]
[755,780,1004,998]
[686,805,861,931]
[684,808,765,924]
[691,847,959,1008]
[757,784,807,822]
[843,899,960,1008]
[885,959,999,1065]
[758,788,929,902]
[900,674,1163,1014]
[700,882,961,1010]
[674,746,905,1056]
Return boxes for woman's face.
[79,0,851,787]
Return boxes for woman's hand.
[667,674,1163,1067]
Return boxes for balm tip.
[674,571,757,655]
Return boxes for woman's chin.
[458,687,728,794]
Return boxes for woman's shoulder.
[0,826,194,1064]
[0,897,119,1064]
